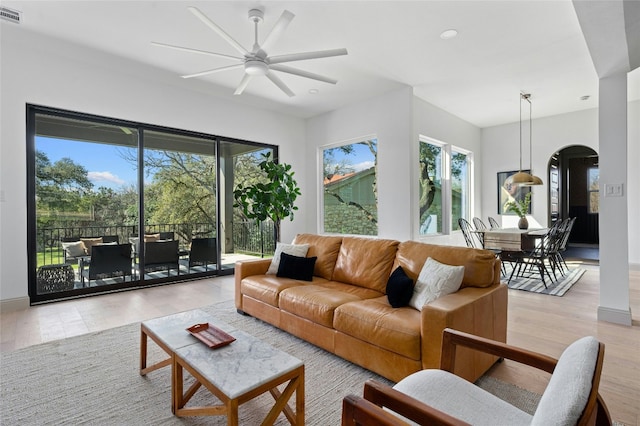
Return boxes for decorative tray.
[186,323,236,349]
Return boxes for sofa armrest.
[419,283,508,381]
[235,258,272,310]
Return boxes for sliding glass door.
[28,106,276,303]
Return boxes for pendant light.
[523,93,543,185]
[512,93,543,186]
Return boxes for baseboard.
[0,296,30,313]
[597,306,632,326]
[630,262,640,271]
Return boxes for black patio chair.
[81,243,133,287]
[185,237,217,272]
[143,240,180,277]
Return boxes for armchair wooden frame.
[342,328,611,426]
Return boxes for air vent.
[1,7,21,24]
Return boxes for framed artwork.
[497,170,532,215]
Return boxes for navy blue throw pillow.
[386,266,414,308]
[276,252,317,281]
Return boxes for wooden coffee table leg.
[172,353,183,415]
[296,367,305,426]
[140,329,148,374]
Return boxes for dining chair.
[342,328,611,426]
[458,218,480,249]
[81,243,133,287]
[509,225,561,287]
[488,216,501,229]
[555,217,576,274]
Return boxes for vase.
[518,216,529,230]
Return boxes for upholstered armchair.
[342,328,611,426]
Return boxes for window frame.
[416,136,474,238]
[318,135,378,236]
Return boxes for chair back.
[189,237,217,267]
[487,216,501,229]
[159,231,175,240]
[458,218,480,249]
[102,235,119,243]
[472,217,487,231]
[531,336,605,426]
[88,244,132,279]
[144,240,179,268]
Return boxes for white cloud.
[88,171,125,186]
[352,161,375,172]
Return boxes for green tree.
[323,139,378,226]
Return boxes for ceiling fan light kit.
[152,6,347,97]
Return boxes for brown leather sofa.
[235,234,507,383]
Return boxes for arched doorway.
[548,145,599,262]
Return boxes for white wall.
[481,103,639,266]
[0,26,307,302]
[412,97,483,246]
[304,89,483,245]
[305,87,415,241]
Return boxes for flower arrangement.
[504,192,531,218]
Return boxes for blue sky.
[37,137,138,190]
[323,139,376,173]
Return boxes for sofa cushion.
[279,285,363,328]
[386,266,414,308]
[80,237,103,255]
[409,257,464,311]
[394,241,497,288]
[334,297,422,360]
[333,237,399,293]
[277,253,317,281]
[241,275,317,307]
[266,242,310,275]
[293,234,343,280]
[61,241,86,258]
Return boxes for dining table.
[478,228,548,251]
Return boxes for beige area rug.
[1,301,543,425]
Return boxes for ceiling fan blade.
[269,48,348,65]
[260,10,295,53]
[151,42,243,61]
[234,74,253,95]
[266,71,295,97]
[181,63,244,79]
[188,7,249,55]
[269,64,338,84]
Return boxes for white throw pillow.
[266,243,310,275]
[61,241,86,258]
[408,257,465,311]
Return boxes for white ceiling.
[3,0,639,128]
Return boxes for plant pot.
[518,216,529,230]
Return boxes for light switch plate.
[604,183,623,197]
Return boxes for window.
[418,137,472,236]
[588,167,599,214]
[451,148,471,231]
[321,138,378,235]
[28,105,275,303]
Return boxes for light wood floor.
[1,265,639,425]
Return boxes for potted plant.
[504,191,532,230]
[233,152,301,243]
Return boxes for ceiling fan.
[152,7,348,97]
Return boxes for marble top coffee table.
[140,309,304,425]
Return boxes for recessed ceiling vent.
[1,7,21,24]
